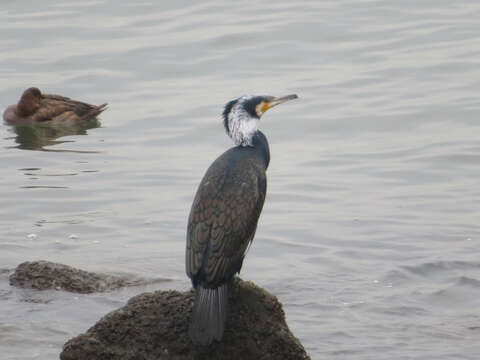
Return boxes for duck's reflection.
[6,118,101,151]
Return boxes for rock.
[61,278,310,360]
[9,260,152,294]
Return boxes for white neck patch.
[227,96,259,147]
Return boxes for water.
[1,1,480,359]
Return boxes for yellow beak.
[262,94,298,113]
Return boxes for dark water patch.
[43,173,78,177]
[427,285,480,307]
[40,148,102,154]
[0,289,13,300]
[403,261,480,277]
[20,185,69,189]
[0,268,11,276]
[325,331,356,340]
[262,236,326,252]
[455,276,480,288]
[382,269,412,283]
[18,167,41,171]
[20,297,53,304]
[329,348,362,356]
[35,217,93,226]
[407,153,480,167]
[376,305,429,317]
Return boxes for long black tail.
[189,283,228,345]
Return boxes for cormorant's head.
[222,94,298,147]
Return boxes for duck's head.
[17,87,42,117]
[222,94,298,147]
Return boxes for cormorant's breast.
[185,130,270,287]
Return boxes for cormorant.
[186,93,298,345]
[3,87,107,124]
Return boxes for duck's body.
[186,94,297,346]
[3,87,107,125]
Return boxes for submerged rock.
[61,278,310,360]
[9,260,151,294]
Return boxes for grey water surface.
[1,1,480,359]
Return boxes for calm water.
[1,1,480,359]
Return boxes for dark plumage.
[3,87,107,124]
[186,94,297,346]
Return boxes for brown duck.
[3,87,107,124]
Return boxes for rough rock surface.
[9,260,146,293]
[61,278,311,360]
